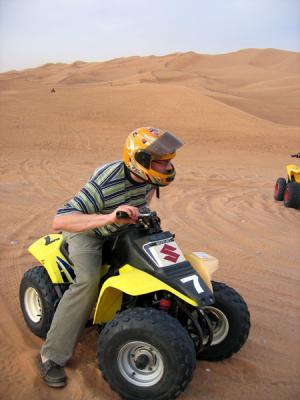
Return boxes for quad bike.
[19,208,250,400]
[274,153,300,209]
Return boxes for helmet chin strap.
[156,187,160,198]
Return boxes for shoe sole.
[43,379,66,388]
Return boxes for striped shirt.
[56,160,155,237]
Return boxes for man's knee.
[68,250,102,291]
[69,249,101,269]
[76,277,100,297]
[70,270,101,301]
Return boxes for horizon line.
[1,47,299,74]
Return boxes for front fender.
[93,264,198,324]
[185,252,219,291]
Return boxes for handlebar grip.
[116,211,130,219]
[291,153,300,158]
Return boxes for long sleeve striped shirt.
[56,160,155,237]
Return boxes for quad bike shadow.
[274,153,300,209]
[20,208,250,400]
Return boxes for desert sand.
[0,48,299,400]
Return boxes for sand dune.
[0,49,299,400]
[1,48,299,126]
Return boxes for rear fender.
[93,264,198,324]
[28,234,75,283]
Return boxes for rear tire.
[97,308,196,400]
[274,177,286,201]
[284,182,300,209]
[19,266,58,338]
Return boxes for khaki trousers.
[41,230,104,366]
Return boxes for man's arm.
[52,205,139,232]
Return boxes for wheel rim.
[117,341,164,387]
[203,306,229,345]
[24,287,43,323]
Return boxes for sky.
[0,0,299,72]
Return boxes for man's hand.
[111,205,139,225]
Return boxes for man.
[38,127,183,387]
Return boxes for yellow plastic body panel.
[28,234,109,284]
[28,234,74,283]
[185,252,219,291]
[93,264,198,324]
[287,164,300,183]
[29,236,218,325]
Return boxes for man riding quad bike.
[20,208,250,400]
[274,153,300,209]
[19,127,250,400]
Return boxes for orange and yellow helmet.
[124,127,183,186]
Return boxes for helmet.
[124,127,183,186]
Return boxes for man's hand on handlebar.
[111,205,139,225]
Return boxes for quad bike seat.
[60,237,115,267]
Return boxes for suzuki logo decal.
[143,239,186,268]
[160,244,180,263]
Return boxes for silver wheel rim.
[203,306,229,345]
[117,341,164,387]
[24,287,43,323]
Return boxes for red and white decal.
[144,239,186,268]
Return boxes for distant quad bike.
[274,153,300,209]
[19,208,250,400]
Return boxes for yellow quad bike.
[274,153,300,209]
[19,208,250,400]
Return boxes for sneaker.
[38,355,67,387]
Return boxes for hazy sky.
[0,0,299,72]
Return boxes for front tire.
[97,308,196,400]
[19,266,58,338]
[198,281,250,361]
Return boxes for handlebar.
[116,210,153,220]
[116,208,161,233]
[291,153,300,158]
[116,211,131,219]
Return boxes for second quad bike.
[19,208,251,400]
[274,153,300,209]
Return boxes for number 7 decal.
[180,275,204,294]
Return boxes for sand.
[0,48,299,400]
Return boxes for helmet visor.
[146,132,183,157]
